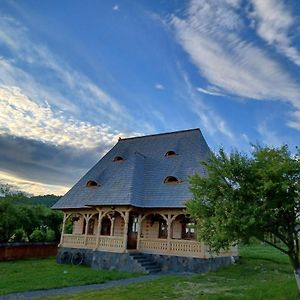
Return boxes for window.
[182,222,195,240]
[165,150,176,156]
[86,180,98,187]
[164,176,180,184]
[101,217,111,236]
[113,156,124,162]
[158,219,168,239]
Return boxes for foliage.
[41,245,298,300]
[0,257,140,295]
[187,145,300,273]
[0,199,19,242]
[0,195,63,243]
[11,228,27,242]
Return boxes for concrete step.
[129,252,161,274]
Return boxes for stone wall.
[143,253,236,273]
[56,247,237,273]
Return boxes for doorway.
[127,213,138,249]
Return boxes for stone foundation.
[56,247,237,273]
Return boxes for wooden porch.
[59,206,237,258]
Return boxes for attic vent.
[165,150,176,156]
[113,156,124,162]
[164,176,181,184]
[86,180,98,187]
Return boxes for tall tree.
[187,145,300,290]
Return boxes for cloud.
[0,170,68,196]
[171,0,300,128]
[257,122,282,147]
[0,85,121,149]
[113,5,119,11]
[181,71,235,141]
[250,0,300,67]
[154,83,165,90]
[0,16,147,131]
[197,87,225,97]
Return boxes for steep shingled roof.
[52,128,210,209]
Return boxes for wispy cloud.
[0,85,120,149]
[171,0,300,128]
[250,0,300,67]
[154,83,165,90]
[181,71,235,141]
[197,87,225,97]
[0,15,147,131]
[257,122,282,147]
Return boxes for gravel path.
[0,274,163,300]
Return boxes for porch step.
[129,252,161,274]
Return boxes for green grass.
[0,257,140,295]
[46,245,299,300]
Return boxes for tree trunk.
[294,269,300,291]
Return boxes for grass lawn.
[0,257,140,295]
[46,245,299,300]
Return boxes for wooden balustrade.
[86,235,97,247]
[62,234,85,247]
[139,238,204,257]
[97,236,124,252]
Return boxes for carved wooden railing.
[139,238,204,257]
[139,238,168,253]
[86,235,97,248]
[61,234,125,251]
[62,234,85,247]
[170,239,203,256]
[97,236,124,252]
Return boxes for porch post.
[59,213,69,247]
[95,210,103,250]
[84,214,91,246]
[136,214,142,250]
[167,213,172,252]
[123,210,130,251]
[110,216,115,236]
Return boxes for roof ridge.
[119,128,200,141]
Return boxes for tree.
[187,145,300,290]
[0,198,19,242]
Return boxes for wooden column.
[110,216,115,236]
[59,213,69,247]
[123,210,130,251]
[84,214,91,246]
[95,210,103,251]
[136,214,142,250]
[167,214,172,252]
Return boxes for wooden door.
[127,214,138,249]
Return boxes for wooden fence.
[0,242,58,261]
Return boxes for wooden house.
[53,129,237,273]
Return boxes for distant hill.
[0,184,61,207]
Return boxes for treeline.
[0,194,63,243]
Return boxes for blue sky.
[0,0,299,195]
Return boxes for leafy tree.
[29,228,46,242]
[187,145,300,290]
[0,199,19,242]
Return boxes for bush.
[11,228,27,242]
[45,229,56,242]
[29,228,46,242]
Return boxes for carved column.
[59,213,69,247]
[167,213,172,252]
[123,210,130,251]
[136,214,142,250]
[95,210,103,251]
[84,214,91,246]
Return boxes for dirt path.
[0,274,163,300]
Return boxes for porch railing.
[139,238,204,257]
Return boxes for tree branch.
[262,239,289,255]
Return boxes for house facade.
[53,129,237,273]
